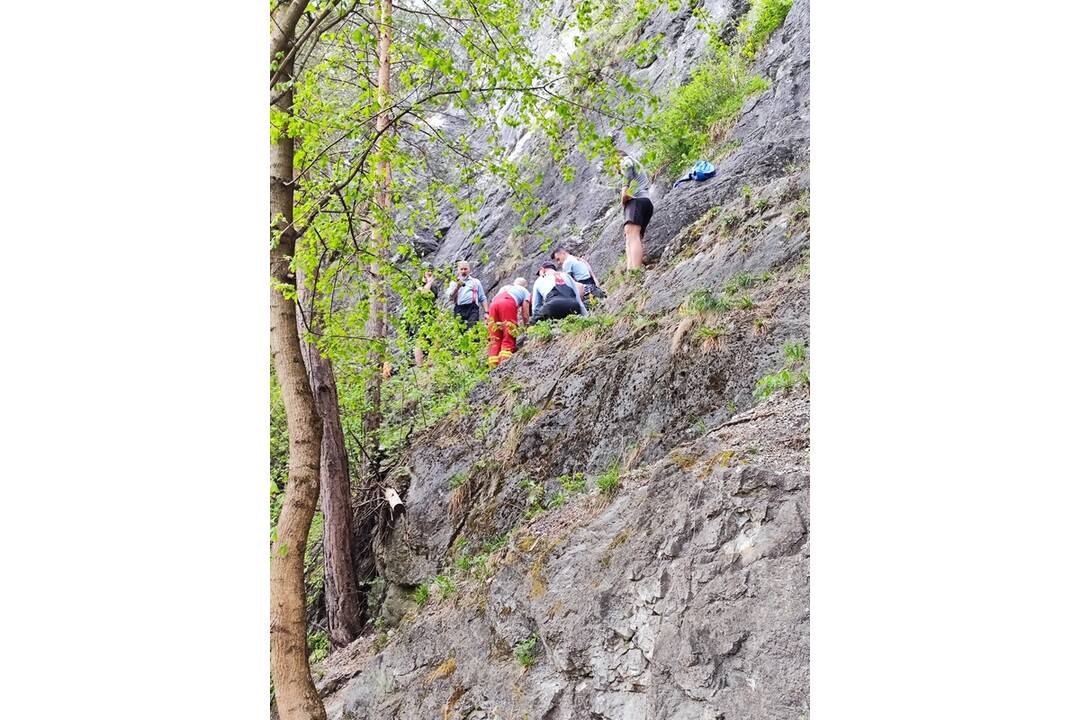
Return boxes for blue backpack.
[672,160,716,188]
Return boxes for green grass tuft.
[791,191,810,220]
[595,465,623,497]
[434,574,456,599]
[515,634,539,668]
[521,478,547,519]
[448,471,468,490]
[528,320,556,342]
[681,290,732,317]
[561,313,616,334]
[512,403,539,425]
[783,340,807,363]
[754,368,795,399]
[693,325,727,341]
[754,338,810,400]
[558,472,587,494]
[725,271,755,294]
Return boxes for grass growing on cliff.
[452,546,496,583]
[521,478,548,519]
[641,44,768,174]
[515,634,540,669]
[724,271,772,296]
[791,191,810,220]
[637,0,794,175]
[561,313,616,335]
[673,289,738,354]
[596,465,623,497]
[693,324,728,352]
[434,574,456,599]
[681,290,732,317]
[784,340,807,363]
[528,320,556,342]
[411,583,430,606]
[740,0,794,60]
[558,472,587,494]
[755,339,810,399]
[796,249,810,277]
[436,534,510,596]
[754,368,797,397]
[512,403,539,425]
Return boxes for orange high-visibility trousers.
[487,293,519,367]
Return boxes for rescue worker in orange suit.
[486,277,531,367]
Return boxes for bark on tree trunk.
[297,274,366,649]
[363,0,394,482]
[314,354,366,646]
[270,3,328,719]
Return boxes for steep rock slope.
[319,0,809,717]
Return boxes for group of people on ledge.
[445,247,602,368]
[422,150,657,369]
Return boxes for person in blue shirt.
[445,261,488,326]
[551,246,605,302]
[529,261,588,324]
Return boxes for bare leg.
[624,223,644,271]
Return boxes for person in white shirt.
[551,245,605,302]
[445,261,488,326]
[529,261,588,324]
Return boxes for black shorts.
[580,278,606,301]
[530,296,582,323]
[623,197,654,236]
[453,302,481,326]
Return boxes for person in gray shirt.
[617,149,654,271]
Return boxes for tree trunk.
[270,3,328,719]
[314,352,366,646]
[297,273,366,649]
[363,0,394,481]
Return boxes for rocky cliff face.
[318,0,809,717]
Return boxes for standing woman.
[617,149,654,271]
[411,269,437,366]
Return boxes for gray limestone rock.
[318,1,810,718]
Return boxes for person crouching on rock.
[529,261,588,324]
[446,260,488,327]
[487,277,531,368]
[551,245,605,303]
[617,148,654,272]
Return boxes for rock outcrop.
[318,0,810,717]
